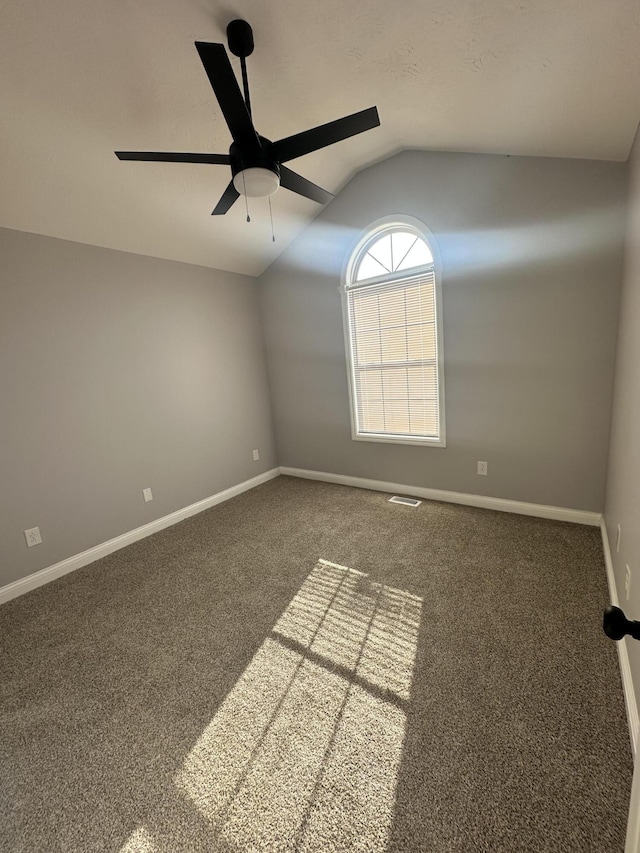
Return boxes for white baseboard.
[279,467,602,526]
[0,468,280,607]
[601,518,639,758]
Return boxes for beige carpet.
[0,475,632,851]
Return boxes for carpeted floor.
[0,475,632,852]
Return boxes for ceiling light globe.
[233,167,280,198]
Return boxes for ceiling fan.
[115,20,380,215]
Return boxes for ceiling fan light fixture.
[233,167,280,198]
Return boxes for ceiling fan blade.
[195,41,259,150]
[212,180,240,215]
[279,166,334,205]
[115,151,230,164]
[271,106,380,163]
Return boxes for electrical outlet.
[252,449,260,461]
[477,461,488,476]
[616,524,622,553]
[143,487,153,503]
[625,564,631,600]
[24,526,42,548]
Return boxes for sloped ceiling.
[1,0,639,276]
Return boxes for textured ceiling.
[1,0,640,276]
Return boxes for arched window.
[342,217,445,446]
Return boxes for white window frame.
[340,215,446,448]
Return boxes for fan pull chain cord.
[268,196,275,242]
[242,172,250,222]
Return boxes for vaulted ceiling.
[2,0,639,276]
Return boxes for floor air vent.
[388,496,422,507]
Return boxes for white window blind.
[347,272,440,441]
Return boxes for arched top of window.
[353,227,434,284]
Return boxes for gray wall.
[605,126,640,697]
[259,150,627,511]
[0,227,276,587]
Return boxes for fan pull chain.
[268,196,275,242]
[242,172,250,222]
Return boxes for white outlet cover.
[477,461,488,475]
[253,449,260,461]
[24,526,42,547]
[143,488,153,502]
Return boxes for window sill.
[351,432,446,448]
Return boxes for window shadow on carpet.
[121,559,422,851]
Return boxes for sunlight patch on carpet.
[174,559,422,851]
[119,825,157,852]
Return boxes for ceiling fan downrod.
[226,19,254,118]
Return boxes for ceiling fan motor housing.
[229,139,280,182]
